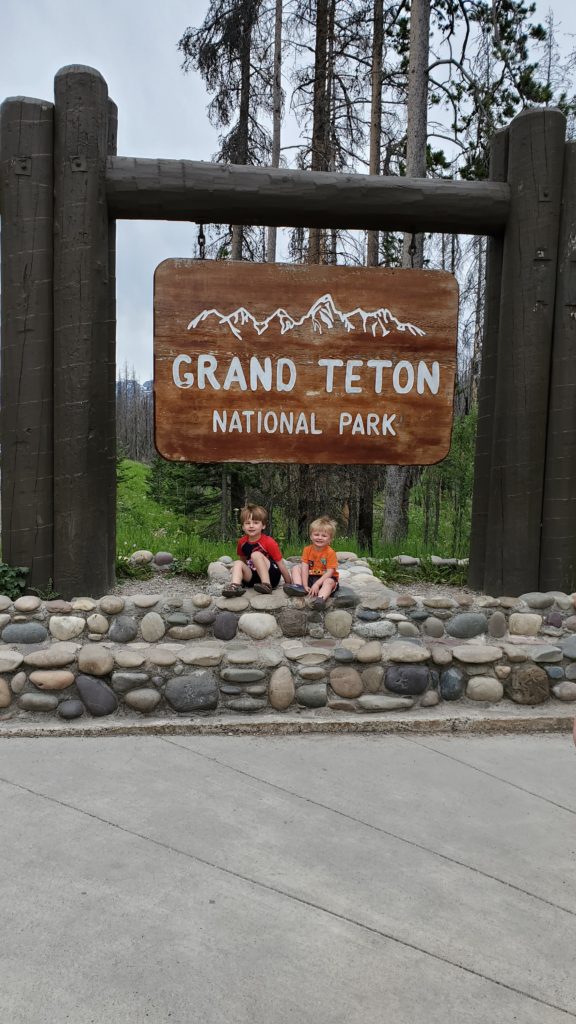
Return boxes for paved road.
[1,733,575,1023]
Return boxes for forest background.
[116,0,576,575]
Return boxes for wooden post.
[53,66,115,598]
[468,129,508,589]
[0,96,54,587]
[106,99,118,578]
[539,140,576,592]
[484,108,566,596]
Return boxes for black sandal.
[253,582,273,594]
[222,583,246,598]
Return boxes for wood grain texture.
[484,108,566,595]
[107,156,510,236]
[53,66,115,598]
[540,140,576,591]
[468,129,508,589]
[154,262,458,465]
[0,96,54,585]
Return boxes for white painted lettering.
[382,414,396,435]
[310,414,322,435]
[279,412,294,433]
[229,411,243,431]
[197,354,220,389]
[250,357,272,391]
[212,410,227,431]
[223,357,248,391]
[366,413,380,435]
[295,412,309,433]
[367,359,393,394]
[345,360,363,394]
[417,360,440,394]
[339,413,353,434]
[277,358,297,392]
[393,360,414,394]
[173,354,194,388]
[264,411,278,433]
[351,414,365,435]
[318,358,344,393]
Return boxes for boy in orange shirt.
[284,516,339,610]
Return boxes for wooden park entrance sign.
[154,262,458,465]
[1,65,576,597]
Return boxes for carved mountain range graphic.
[188,293,426,341]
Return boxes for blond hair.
[309,516,337,539]
[240,503,268,525]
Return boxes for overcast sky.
[1,0,574,380]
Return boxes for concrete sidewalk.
[1,732,575,1023]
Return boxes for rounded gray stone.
[356,609,381,622]
[76,674,118,716]
[77,645,114,677]
[193,608,219,626]
[297,683,327,707]
[552,681,576,701]
[420,689,440,707]
[140,612,166,642]
[220,668,266,683]
[329,666,363,699]
[108,616,139,643]
[331,587,360,609]
[385,664,430,696]
[398,621,420,638]
[111,672,151,694]
[333,647,355,664]
[561,636,576,660]
[165,672,219,712]
[354,620,395,640]
[446,613,489,639]
[422,616,444,638]
[439,667,466,701]
[355,694,414,712]
[213,611,239,641]
[58,699,84,720]
[2,622,48,644]
[277,608,308,638]
[361,665,384,693]
[19,692,59,712]
[519,592,554,609]
[99,596,125,615]
[124,688,162,712]
[226,697,267,714]
[324,610,353,639]
[488,611,507,638]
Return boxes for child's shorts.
[247,560,282,589]
[309,574,339,591]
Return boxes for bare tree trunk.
[267,0,283,262]
[367,0,383,267]
[308,0,329,264]
[383,0,430,545]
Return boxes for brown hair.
[240,503,268,525]
[309,516,337,539]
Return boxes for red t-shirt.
[237,533,283,565]
[301,544,339,579]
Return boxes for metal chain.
[198,224,206,260]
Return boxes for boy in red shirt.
[222,503,293,597]
[284,516,339,610]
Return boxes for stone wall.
[1,554,576,721]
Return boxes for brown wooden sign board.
[153,261,458,465]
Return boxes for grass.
[116,459,469,585]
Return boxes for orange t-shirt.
[302,544,339,579]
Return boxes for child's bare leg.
[318,578,337,601]
[291,565,303,585]
[230,559,249,586]
[251,550,271,586]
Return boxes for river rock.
[193,608,219,626]
[420,689,440,707]
[76,674,118,715]
[226,648,257,665]
[124,688,162,712]
[269,666,295,710]
[331,587,360,609]
[508,613,542,636]
[140,612,166,642]
[324,610,353,639]
[385,665,429,696]
[354,620,395,640]
[129,549,154,565]
[446,613,488,639]
[519,592,554,609]
[361,665,385,693]
[249,590,288,611]
[277,608,308,638]
[0,650,24,673]
[422,617,444,638]
[530,645,562,663]
[19,692,59,712]
[238,613,278,640]
[99,596,125,615]
[430,645,452,666]
[192,593,213,608]
[297,683,327,707]
[106,616,138,643]
[544,666,564,681]
[220,668,266,683]
[356,609,381,622]
[561,636,576,660]
[131,594,161,608]
[2,622,48,644]
[466,677,504,701]
[77,645,114,676]
[329,667,363,699]
[14,595,41,613]
[298,667,327,680]
[58,699,84,719]
[86,613,109,635]
[552,681,576,701]
[384,641,430,663]
[453,645,502,664]
[30,670,75,690]
[504,664,550,705]
[0,678,11,707]
[439,667,465,701]
[356,694,414,712]
[111,672,150,694]
[213,611,239,641]
[397,621,420,638]
[165,672,219,712]
[168,624,206,641]
[226,697,267,713]
[356,641,382,664]
[180,645,224,667]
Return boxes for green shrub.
[0,562,29,600]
